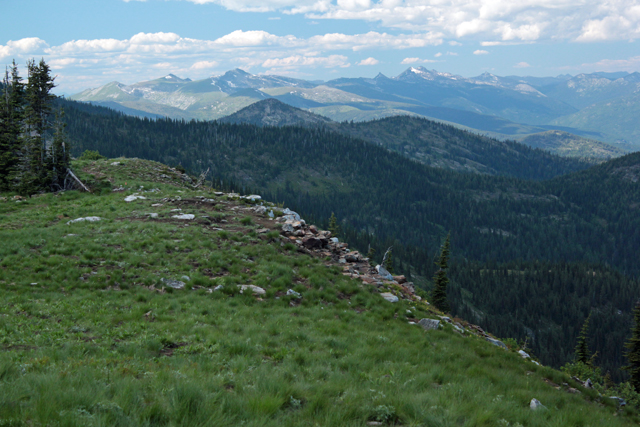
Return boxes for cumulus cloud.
[357,57,379,65]
[0,37,49,59]
[514,61,531,68]
[173,0,640,43]
[473,49,489,55]
[581,55,640,71]
[401,57,439,64]
[191,60,219,69]
[262,54,350,69]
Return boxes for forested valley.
[52,99,640,379]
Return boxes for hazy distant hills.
[71,67,640,149]
[214,98,624,162]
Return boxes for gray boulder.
[161,278,185,290]
[486,337,508,349]
[376,265,394,281]
[67,216,102,225]
[418,318,441,331]
[380,292,399,303]
[530,398,547,411]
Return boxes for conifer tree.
[18,59,56,195]
[48,108,70,191]
[328,212,340,237]
[574,313,592,366]
[431,234,451,313]
[384,247,394,274]
[0,61,25,190]
[625,301,640,392]
[366,245,376,267]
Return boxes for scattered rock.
[609,396,626,407]
[213,285,224,291]
[151,203,163,207]
[67,216,102,225]
[330,237,339,244]
[238,285,266,295]
[286,289,302,298]
[418,318,441,331]
[380,292,399,303]
[375,265,394,281]
[160,278,185,290]
[181,275,191,281]
[172,214,195,220]
[110,161,121,166]
[148,213,159,219]
[529,398,547,411]
[254,206,267,214]
[302,237,324,249]
[124,194,146,202]
[246,195,261,202]
[486,337,508,349]
[393,275,407,284]
[282,223,295,233]
[518,350,531,359]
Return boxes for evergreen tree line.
[0,59,70,194]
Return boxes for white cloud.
[473,49,489,55]
[357,57,379,65]
[401,57,439,64]
[514,61,531,68]
[173,0,640,43]
[191,60,219,69]
[581,55,640,71]
[263,54,350,69]
[0,37,49,59]
[434,52,442,57]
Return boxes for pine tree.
[384,247,394,274]
[18,59,56,195]
[624,301,640,392]
[431,234,451,313]
[366,245,376,267]
[0,61,25,191]
[328,212,340,237]
[574,313,592,366]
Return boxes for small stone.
[393,275,407,284]
[330,237,339,243]
[181,275,191,281]
[160,278,185,290]
[309,225,318,234]
[302,237,323,249]
[380,292,399,303]
[286,289,302,298]
[518,350,530,359]
[110,161,121,166]
[172,214,195,220]
[213,285,224,291]
[282,223,295,233]
[418,318,441,331]
[151,203,163,207]
[246,195,261,202]
[148,213,159,219]
[254,206,267,214]
[67,216,102,225]
[124,195,146,202]
[237,285,266,295]
[530,398,547,411]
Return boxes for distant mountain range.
[71,67,640,149]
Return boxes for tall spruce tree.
[0,61,25,191]
[625,301,640,392]
[18,59,56,195]
[431,234,451,313]
[574,313,592,366]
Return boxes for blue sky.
[2,0,639,94]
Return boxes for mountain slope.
[220,98,331,127]
[517,130,626,159]
[59,99,640,380]
[2,158,637,426]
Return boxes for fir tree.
[18,59,56,195]
[384,247,394,274]
[431,234,451,313]
[0,61,25,190]
[328,212,340,237]
[574,313,592,366]
[624,301,640,392]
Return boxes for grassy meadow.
[0,158,637,426]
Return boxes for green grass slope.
[1,159,637,426]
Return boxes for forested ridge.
[58,99,640,378]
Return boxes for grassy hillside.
[1,158,637,426]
